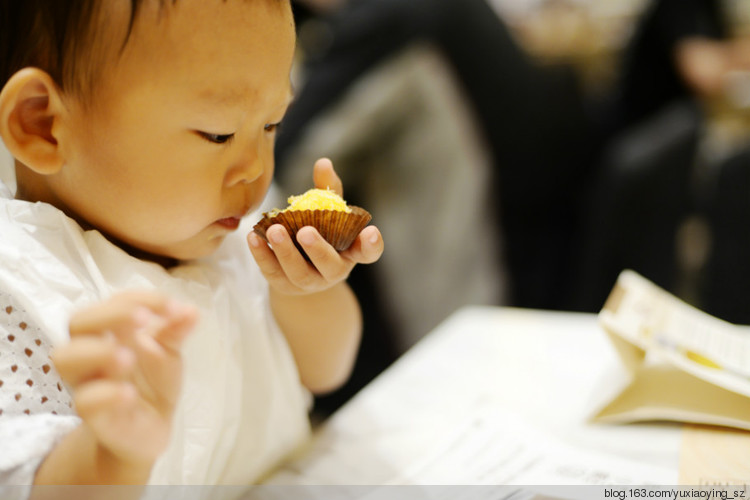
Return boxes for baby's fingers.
[69,292,197,356]
[340,225,384,264]
[249,225,323,289]
[69,291,178,338]
[74,380,170,463]
[248,229,294,287]
[145,301,198,354]
[73,379,169,461]
[53,339,135,387]
[74,379,138,421]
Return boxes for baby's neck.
[107,238,181,269]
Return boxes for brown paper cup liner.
[253,206,372,253]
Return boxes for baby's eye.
[198,131,235,144]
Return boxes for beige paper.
[680,424,750,485]
[592,270,750,431]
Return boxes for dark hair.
[0,0,164,99]
[1,0,288,101]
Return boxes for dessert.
[253,188,372,253]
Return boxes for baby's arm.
[248,159,384,394]
[32,292,196,491]
[267,272,366,394]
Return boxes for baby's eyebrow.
[194,85,252,108]
[194,81,295,110]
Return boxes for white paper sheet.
[390,405,676,487]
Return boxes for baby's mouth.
[215,217,241,230]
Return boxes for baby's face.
[54,0,295,261]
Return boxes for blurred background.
[275,0,750,414]
[2,0,750,416]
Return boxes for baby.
[0,0,383,497]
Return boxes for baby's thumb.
[313,158,343,196]
[153,301,198,352]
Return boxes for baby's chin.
[157,239,227,265]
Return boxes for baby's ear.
[0,68,66,174]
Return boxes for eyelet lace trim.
[0,292,74,417]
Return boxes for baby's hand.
[248,222,383,296]
[247,159,384,296]
[52,292,197,467]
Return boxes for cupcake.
[253,188,372,253]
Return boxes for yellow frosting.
[277,188,352,213]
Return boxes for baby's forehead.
[90,1,220,75]
[115,0,290,49]
[86,0,295,102]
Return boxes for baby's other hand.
[52,291,197,466]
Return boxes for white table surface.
[265,306,684,486]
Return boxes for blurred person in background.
[575,0,750,315]
[600,0,733,136]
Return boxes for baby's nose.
[226,157,263,186]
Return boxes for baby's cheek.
[134,203,209,242]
